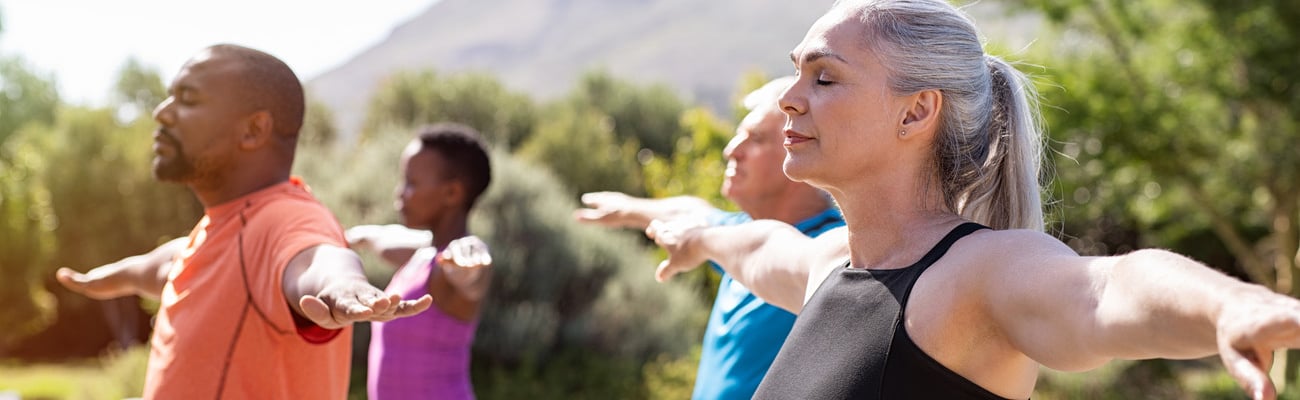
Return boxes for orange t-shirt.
[144,177,352,399]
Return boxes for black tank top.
[753,222,1014,400]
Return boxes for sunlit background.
[1,0,1298,399]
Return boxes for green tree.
[0,106,201,353]
[1011,0,1300,384]
[300,97,339,148]
[0,124,57,350]
[363,70,536,149]
[470,152,705,398]
[0,57,60,145]
[112,58,166,118]
[298,136,706,397]
[565,70,689,159]
[517,103,645,196]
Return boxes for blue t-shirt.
[691,207,845,400]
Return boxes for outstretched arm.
[283,244,432,329]
[647,219,849,313]
[978,230,1300,399]
[574,191,718,230]
[346,224,432,267]
[56,237,187,301]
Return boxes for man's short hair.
[742,76,797,112]
[416,123,493,209]
[209,44,305,140]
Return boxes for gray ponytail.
[962,55,1044,231]
[838,0,1045,230]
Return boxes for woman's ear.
[899,89,943,139]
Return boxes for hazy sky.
[0,0,439,106]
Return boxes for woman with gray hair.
[646,0,1300,398]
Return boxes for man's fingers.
[580,191,616,206]
[655,259,677,283]
[573,208,610,222]
[645,220,662,241]
[56,267,132,299]
[55,268,87,291]
[337,299,375,321]
[371,292,393,310]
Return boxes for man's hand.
[298,279,433,330]
[575,192,716,230]
[56,266,137,300]
[285,244,432,330]
[438,235,493,293]
[645,218,711,282]
[574,191,652,228]
[55,237,185,301]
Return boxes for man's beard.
[153,135,196,182]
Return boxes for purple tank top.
[368,248,478,400]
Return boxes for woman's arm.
[977,230,1300,398]
[647,219,849,313]
[428,236,494,321]
[346,224,432,267]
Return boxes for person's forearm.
[1094,249,1265,359]
[127,237,187,299]
[283,245,370,317]
[693,220,810,313]
[445,268,491,301]
[348,225,429,267]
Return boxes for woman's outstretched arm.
[975,229,1300,399]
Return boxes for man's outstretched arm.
[282,244,433,330]
[56,237,187,301]
[648,219,849,313]
[574,191,718,230]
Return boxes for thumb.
[299,295,338,329]
[56,268,88,291]
[1221,347,1278,400]
[655,259,676,283]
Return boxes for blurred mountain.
[307,0,1041,141]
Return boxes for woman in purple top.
[349,123,494,400]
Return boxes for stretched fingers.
[1219,344,1275,400]
[392,294,433,318]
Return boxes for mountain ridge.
[307,0,1040,141]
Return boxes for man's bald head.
[203,44,305,142]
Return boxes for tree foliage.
[0,107,201,352]
[363,70,536,149]
[1010,0,1300,384]
[299,133,706,397]
[517,103,645,197]
[1013,0,1298,285]
[300,97,339,148]
[565,70,689,158]
[0,57,60,145]
[112,58,166,117]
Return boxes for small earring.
[899,129,907,137]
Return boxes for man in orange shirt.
[55,44,430,399]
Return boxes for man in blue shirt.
[576,76,843,399]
